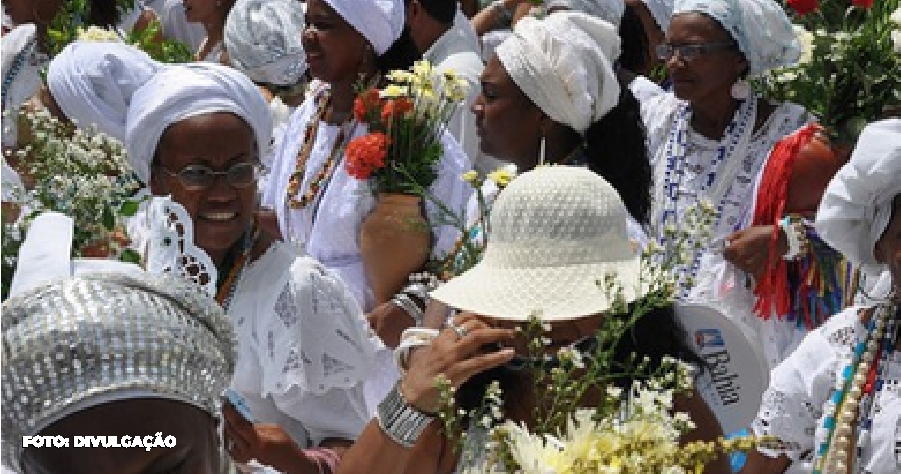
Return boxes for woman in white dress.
[470,10,652,245]
[642,0,812,297]
[265,0,471,313]
[741,119,901,474]
[182,0,234,61]
[126,63,379,473]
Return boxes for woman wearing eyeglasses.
[126,63,381,474]
[642,0,813,297]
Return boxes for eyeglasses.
[656,42,737,62]
[159,162,261,191]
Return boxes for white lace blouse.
[751,306,901,474]
[227,240,381,448]
[642,93,811,294]
[264,85,473,312]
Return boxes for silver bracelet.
[376,381,434,448]
[393,293,425,327]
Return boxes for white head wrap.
[639,0,674,32]
[672,0,799,77]
[125,63,272,184]
[47,41,160,143]
[495,12,621,135]
[545,0,626,28]
[816,119,901,266]
[322,0,404,55]
[225,0,307,86]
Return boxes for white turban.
[816,119,901,266]
[224,0,307,86]
[673,0,799,77]
[495,12,621,135]
[125,63,272,184]
[545,0,626,28]
[47,41,160,143]
[322,0,404,55]
[639,0,673,32]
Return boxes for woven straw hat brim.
[431,254,646,321]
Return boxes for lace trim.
[145,197,217,297]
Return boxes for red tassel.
[751,124,819,320]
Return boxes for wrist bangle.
[780,215,808,261]
[489,0,510,15]
[394,328,439,371]
[376,381,435,448]
[392,293,424,327]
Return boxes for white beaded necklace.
[813,299,899,474]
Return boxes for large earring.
[730,78,751,100]
[538,135,547,166]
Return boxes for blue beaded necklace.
[655,97,757,295]
[1,37,37,111]
[812,300,899,474]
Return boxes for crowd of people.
[1,0,898,473]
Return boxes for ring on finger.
[451,324,469,339]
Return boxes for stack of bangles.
[779,215,809,261]
[392,272,440,327]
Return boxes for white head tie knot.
[673,0,799,77]
[545,0,626,27]
[322,0,404,55]
[225,0,307,86]
[495,12,621,135]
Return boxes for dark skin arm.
[336,313,516,474]
[723,224,788,280]
[222,403,352,474]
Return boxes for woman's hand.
[723,225,787,280]
[400,312,516,414]
[222,402,308,473]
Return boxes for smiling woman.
[124,63,381,474]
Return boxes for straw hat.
[431,166,646,321]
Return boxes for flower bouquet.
[757,0,901,144]
[346,60,469,304]
[2,108,142,300]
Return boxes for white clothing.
[159,0,206,52]
[628,74,665,108]
[266,87,473,313]
[643,93,811,293]
[752,306,901,474]
[424,10,499,175]
[1,24,46,148]
[228,240,378,448]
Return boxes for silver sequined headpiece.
[1,272,237,467]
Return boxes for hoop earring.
[730,78,751,100]
[538,135,547,166]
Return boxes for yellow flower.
[387,69,415,84]
[461,170,478,184]
[487,168,514,188]
[792,25,814,64]
[412,60,434,77]
[77,26,119,42]
[382,84,408,98]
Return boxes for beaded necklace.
[813,299,899,474]
[1,37,37,111]
[215,226,260,311]
[655,97,757,295]
[285,90,356,210]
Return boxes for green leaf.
[119,200,140,217]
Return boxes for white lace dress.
[227,240,380,449]
[751,306,901,474]
[642,93,811,296]
[264,85,473,312]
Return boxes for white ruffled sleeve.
[256,256,380,443]
[751,307,862,462]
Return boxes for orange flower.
[381,97,414,122]
[354,88,383,122]
[345,132,390,180]
[353,96,368,121]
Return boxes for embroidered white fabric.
[751,306,901,474]
[145,196,218,297]
[264,85,473,312]
[228,240,380,446]
[642,93,812,292]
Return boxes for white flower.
[892,30,901,55]
[891,6,901,26]
[77,26,120,42]
[792,25,814,64]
